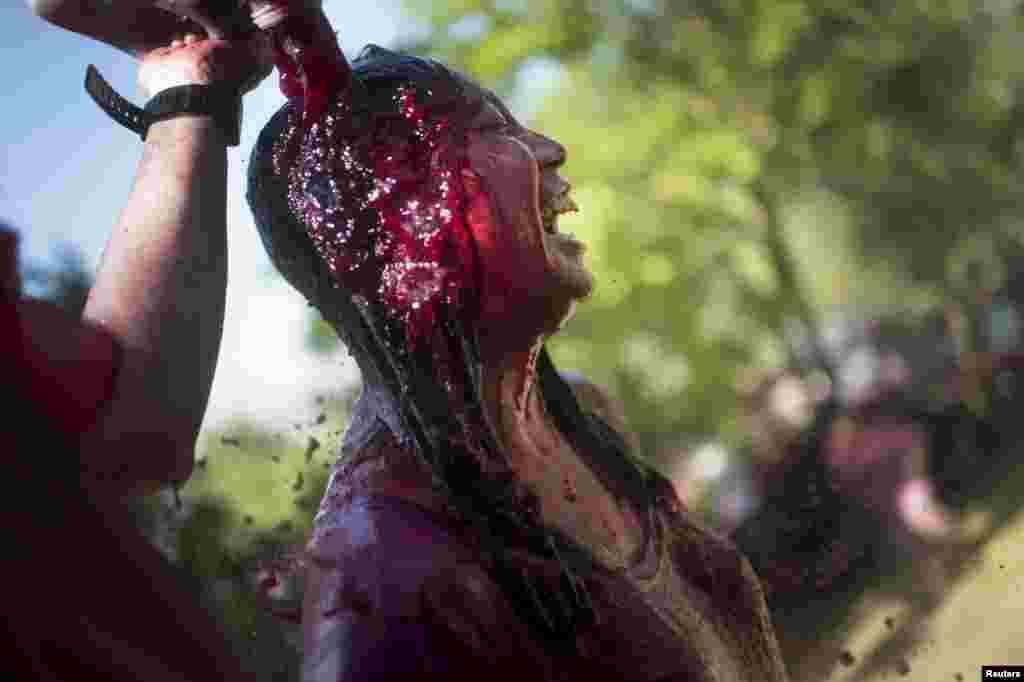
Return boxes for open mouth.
[540,192,579,236]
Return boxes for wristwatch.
[85,65,242,146]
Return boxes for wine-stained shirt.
[303,386,790,682]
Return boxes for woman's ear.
[461,167,494,250]
[460,167,482,194]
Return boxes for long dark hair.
[247,45,655,652]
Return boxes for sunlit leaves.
[749,0,813,68]
[400,0,1024,462]
[621,332,692,399]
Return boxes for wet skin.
[300,81,649,671]
[257,22,650,665]
[450,87,643,560]
[461,87,594,353]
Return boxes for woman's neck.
[477,335,553,456]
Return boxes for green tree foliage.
[399,0,1024,460]
[171,390,356,679]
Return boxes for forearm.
[80,116,228,495]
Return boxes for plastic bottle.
[249,1,349,120]
[26,0,255,56]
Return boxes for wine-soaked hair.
[247,45,654,653]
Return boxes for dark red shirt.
[2,231,252,682]
[302,432,790,681]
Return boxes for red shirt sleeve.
[2,231,120,437]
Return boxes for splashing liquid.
[264,3,485,438]
[256,10,577,642]
[281,92,475,345]
[254,2,350,124]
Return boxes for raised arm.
[77,33,271,496]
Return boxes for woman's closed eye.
[471,102,515,132]
[476,118,510,134]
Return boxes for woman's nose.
[526,131,567,168]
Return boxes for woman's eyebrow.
[471,102,508,128]
[481,101,506,122]
[479,92,514,124]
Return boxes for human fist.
[137,31,273,100]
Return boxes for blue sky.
[3,1,416,430]
[4,2,563,433]
[3,0,415,271]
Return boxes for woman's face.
[459,83,593,337]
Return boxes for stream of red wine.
[268,3,482,426]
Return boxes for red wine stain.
[271,40,477,344]
[268,8,490,449]
[564,475,579,503]
[322,581,373,618]
[267,8,350,127]
[268,6,536,528]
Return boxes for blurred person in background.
[739,368,815,508]
[823,318,986,579]
[10,2,272,677]
[736,323,984,605]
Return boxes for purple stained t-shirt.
[300,386,790,681]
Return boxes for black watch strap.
[85,65,242,146]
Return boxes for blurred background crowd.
[9,1,1024,680]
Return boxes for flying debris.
[305,436,321,462]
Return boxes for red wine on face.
[266,4,484,445]
[264,2,534,531]
[265,3,476,342]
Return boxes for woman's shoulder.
[558,370,635,449]
[556,372,760,575]
[556,370,663,508]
